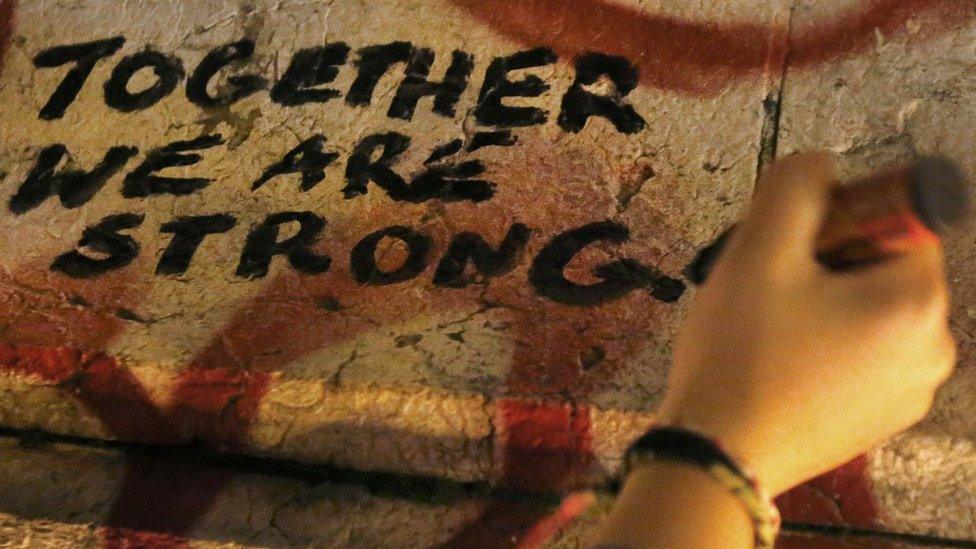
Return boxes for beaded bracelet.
[621,427,781,548]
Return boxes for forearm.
[589,461,753,549]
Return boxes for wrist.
[621,426,781,547]
[654,409,794,496]
[593,461,754,548]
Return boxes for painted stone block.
[0,0,973,543]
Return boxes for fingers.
[933,327,958,386]
[727,152,837,275]
[840,243,949,321]
[901,335,954,424]
[833,242,956,389]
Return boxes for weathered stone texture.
[0,0,974,544]
[777,0,976,539]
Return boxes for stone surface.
[0,434,508,547]
[776,0,976,540]
[0,434,952,548]
[0,0,974,544]
[0,0,779,492]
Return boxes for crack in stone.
[756,2,795,176]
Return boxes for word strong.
[52,213,685,306]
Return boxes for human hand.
[656,152,957,496]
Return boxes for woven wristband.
[622,427,781,548]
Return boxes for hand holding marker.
[685,156,972,283]
[594,154,970,549]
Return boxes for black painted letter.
[475,48,556,128]
[187,39,267,108]
[388,49,474,120]
[433,223,530,287]
[351,226,431,285]
[51,213,144,278]
[528,221,685,306]
[251,135,338,192]
[236,211,331,278]
[123,134,224,197]
[409,160,494,203]
[558,52,645,133]
[104,49,184,112]
[270,43,350,106]
[34,37,125,119]
[342,132,411,199]
[345,42,412,106]
[156,214,236,275]
[9,144,138,214]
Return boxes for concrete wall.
[0,0,973,545]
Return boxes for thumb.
[728,152,837,271]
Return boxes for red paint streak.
[103,461,234,547]
[0,260,229,544]
[787,0,970,67]
[497,399,592,491]
[100,528,193,549]
[450,0,969,96]
[0,0,16,78]
[446,282,669,545]
[515,491,595,549]
[777,455,880,528]
[0,344,86,382]
[776,532,902,549]
[0,344,270,543]
[98,368,270,543]
[0,268,140,351]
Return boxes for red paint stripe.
[0,345,270,543]
[450,0,969,96]
[777,454,881,528]
[100,367,271,542]
[497,399,592,491]
[100,528,192,549]
[0,0,16,78]
[445,301,637,545]
[516,491,595,549]
[103,459,234,547]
